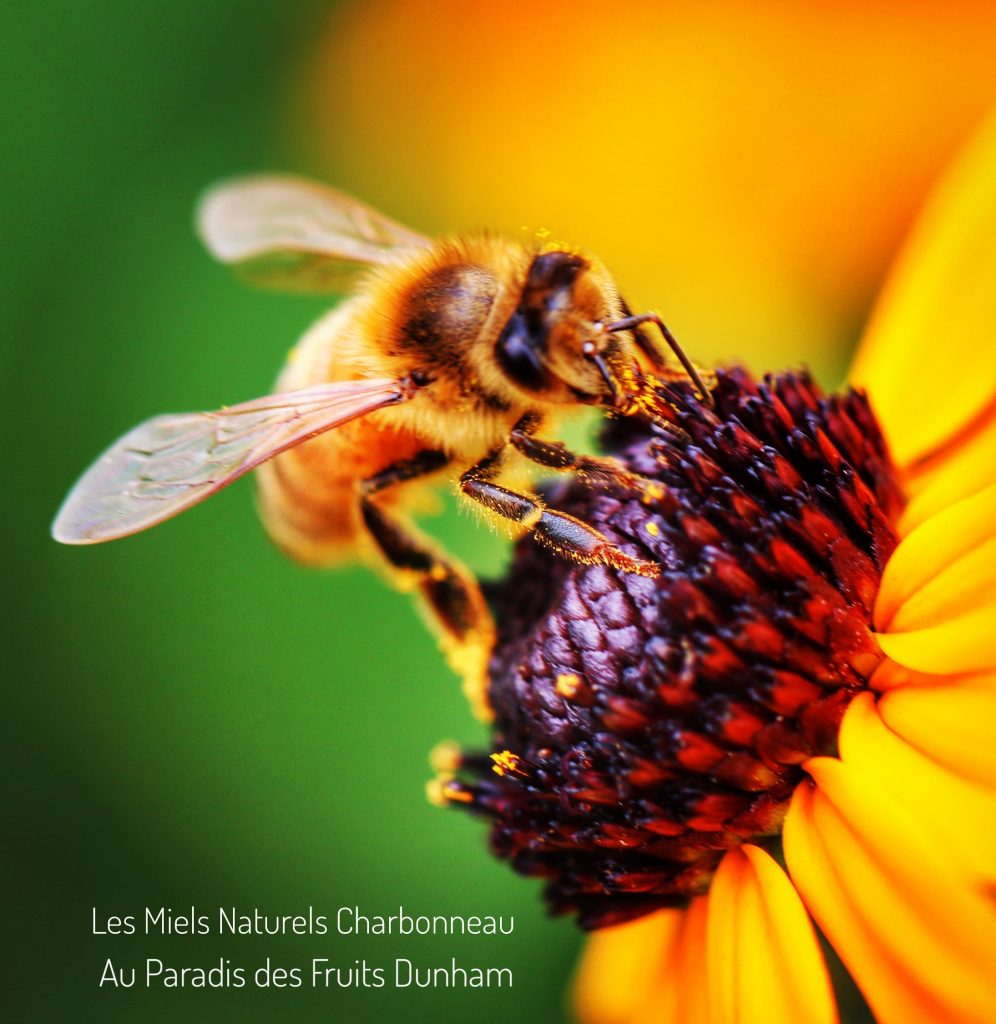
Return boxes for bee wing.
[53,377,413,544]
[197,175,432,294]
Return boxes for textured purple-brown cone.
[443,367,904,929]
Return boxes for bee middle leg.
[359,451,495,714]
[459,445,660,578]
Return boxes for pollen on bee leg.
[439,631,495,723]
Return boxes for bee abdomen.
[256,449,359,565]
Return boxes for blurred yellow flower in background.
[304,0,996,381]
[569,101,996,1024]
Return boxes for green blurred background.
[6,1,996,1021]
[3,2,577,1020]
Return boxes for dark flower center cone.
[439,367,904,929]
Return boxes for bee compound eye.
[495,310,550,392]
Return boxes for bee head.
[495,250,628,407]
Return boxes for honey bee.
[52,175,712,708]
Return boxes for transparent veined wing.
[52,377,416,544]
[197,175,432,293]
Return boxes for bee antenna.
[604,313,714,407]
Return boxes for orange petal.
[899,398,996,533]
[707,846,837,1024]
[572,909,683,1024]
[786,759,996,1024]
[875,480,996,630]
[838,692,996,883]
[849,106,996,471]
[879,673,996,788]
[572,901,713,1024]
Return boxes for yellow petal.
[785,783,936,1024]
[889,535,996,632]
[875,600,996,674]
[875,480,996,629]
[838,692,996,883]
[879,673,996,788]
[899,400,996,533]
[850,106,996,471]
[870,657,989,691]
[641,897,712,1024]
[786,770,994,1019]
[707,846,837,1024]
[785,773,996,1024]
[572,909,683,1024]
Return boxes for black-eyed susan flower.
[435,106,996,1024]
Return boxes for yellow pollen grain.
[555,673,582,698]
[491,750,521,777]
[429,563,448,581]
[643,483,665,503]
[645,521,660,537]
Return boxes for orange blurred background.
[299,0,996,383]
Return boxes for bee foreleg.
[459,460,660,578]
[605,311,715,407]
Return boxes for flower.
[433,105,996,1023]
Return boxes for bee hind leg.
[360,452,495,718]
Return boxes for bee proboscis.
[52,175,712,711]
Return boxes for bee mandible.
[52,176,713,706]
